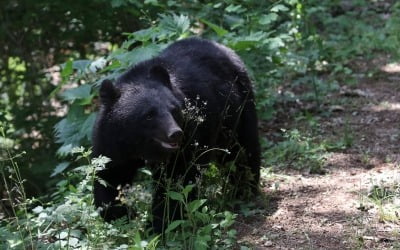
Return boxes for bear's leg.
[94,180,130,221]
[236,99,261,194]
[94,161,139,222]
[151,158,200,233]
[151,174,183,234]
[151,183,181,234]
[151,184,164,233]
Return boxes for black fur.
[92,37,261,233]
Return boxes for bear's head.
[97,65,184,161]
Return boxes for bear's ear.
[149,65,172,89]
[99,79,120,104]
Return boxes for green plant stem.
[311,75,321,108]
[0,127,33,248]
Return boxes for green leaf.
[159,14,190,34]
[56,144,76,157]
[88,58,106,73]
[200,19,228,37]
[98,179,107,187]
[0,136,14,149]
[68,237,79,247]
[60,84,92,102]
[129,28,154,43]
[61,59,73,79]
[72,60,92,72]
[228,40,258,51]
[51,162,70,177]
[58,231,68,240]
[32,206,43,214]
[224,14,245,29]
[268,37,285,49]
[114,45,160,66]
[271,4,289,12]
[100,60,121,73]
[91,156,111,170]
[259,13,279,25]
[220,211,236,228]
[167,191,184,202]
[225,4,244,13]
[79,113,97,141]
[147,235,161,249]
[165,220,185,233]
[54,106,93,151]
[111,0,125,8]
[139,168,152,176]
[182,184,195,198]
[187,199,207,213]
[194,235,210,250]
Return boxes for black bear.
[92,37,261,233]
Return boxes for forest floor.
[237,56,400,249]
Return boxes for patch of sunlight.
[8,57,26,72]
[369,101,400,112]
[380,62,400,73]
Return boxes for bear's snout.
[168,128,183,142]
[152,125,183,151]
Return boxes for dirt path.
[237,59,400,249]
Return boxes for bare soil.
[237,57,400,249]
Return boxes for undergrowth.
[0,143,241,249]
[366,178,400,224]
[2,0,400,248]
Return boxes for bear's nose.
[168,128,183,142]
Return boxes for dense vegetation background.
[1,0,399,248]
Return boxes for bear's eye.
[145,110,155,120]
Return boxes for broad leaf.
[271,4,289,12]
[188,199,207,213]
[60,84,92,102]
[200,19,228,37]
[51,162,70,177]
[61,60,73,79]
[259,13,278,25]
[165,220,185,233]
[167,191,184,202]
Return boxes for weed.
[0,140,244,249]
[367,179,400,224]
[0,126,33,249]
[263,129,327,174]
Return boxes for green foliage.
[361,178,400,224]
[263,129,328,174]
[1,0,398,196]
[0,144,240,249]
[1,145,148,249]
[2,0,400,248]
[0,0,151,194]
[160,185,237,249]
